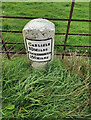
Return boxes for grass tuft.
[2,56,90,120]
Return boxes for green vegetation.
[2,56,90,120]
[2,2,90,52]
[1,2,90,120]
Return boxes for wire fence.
[0,0,91,60]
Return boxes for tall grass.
[2,56,90,120]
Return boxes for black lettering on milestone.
[31,47,34,51]
[33,48,35,51]
[29,47,31,50]
[46,48,47,51]
[32,44,34,47]
[44,57,46,59]
[35,44,37,47]
[37,57,39,59]
[43,49,45,51]
[34,48,36,51]
[28,42,31,46]
[33,56,36,59]
[34,48,37,51]
[48,43,50,46]
[47,56,49,59]
[38,44,40,47]
[32,56,35,59]
[43,44,45,47]
[30,55,33,58]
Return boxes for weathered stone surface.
[23,18,55,69]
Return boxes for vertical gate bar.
[62,0,75,59]
[0,32,10,60]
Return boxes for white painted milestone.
[26,38,52,62]
[23,18,55,69]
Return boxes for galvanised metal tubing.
[0,16,91,22]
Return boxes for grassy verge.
[2,56,90,120]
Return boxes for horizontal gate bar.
[0,16,91,22]
[55,44,91,47]
[1,30,22,33]
[0,30,91,36]
[0,51,26,54]
[0,42,91,47]
[0,42,24,44]
[56,33,91,36]
[0,51,90,57]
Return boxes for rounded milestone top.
[23,18,55,31]
[23,18,55,39]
